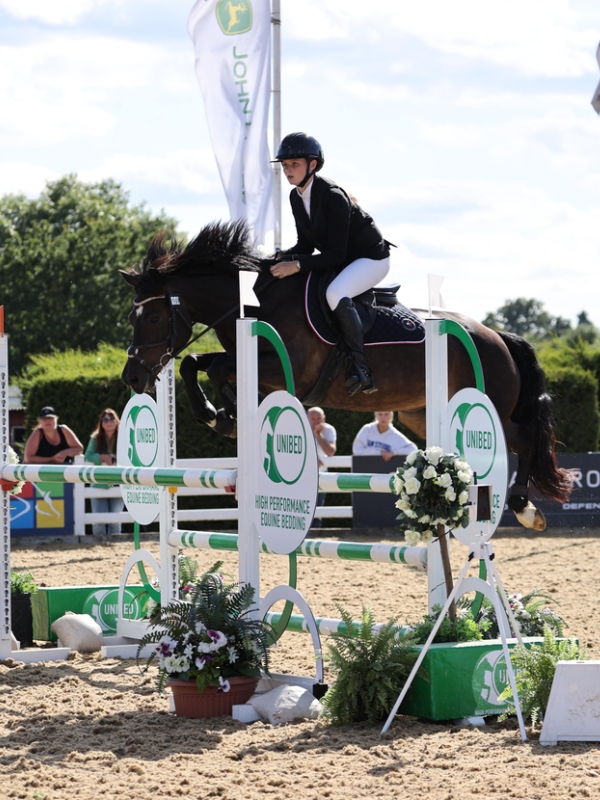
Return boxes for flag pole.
[272,0,282,249]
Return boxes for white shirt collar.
[296,178,313,218]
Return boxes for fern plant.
[322,605,418,726]
[498,625,584,727]
[137,568,272,695]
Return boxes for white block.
[232,704,262,723]
[540,661,600,746]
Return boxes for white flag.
[239,271,260,317]
[188,0,276,244]
[592,42,600,114]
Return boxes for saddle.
[301,271,425,406]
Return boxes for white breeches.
[325,256,391,311]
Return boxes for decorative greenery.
[459,589,566,640]
[322,605,418,726]
[143,553,211,619]
[137,564,272,695]
[498,626,585,727]
[409,604,484,644]
[11,571,38,596]
[393,447,474,544]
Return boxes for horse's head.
[120,265,192,393]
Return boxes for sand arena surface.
[3,530,600,800]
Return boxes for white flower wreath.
[393,446,474,545]
[3,447,26,496]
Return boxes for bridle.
[126,274,276,380]
[126,288,195,379]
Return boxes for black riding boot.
[332,297,378,396]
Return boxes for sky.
[1,0,600,327]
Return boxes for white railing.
[72,455,354,535]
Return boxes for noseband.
[127,289,193,379]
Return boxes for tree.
[0,175,179,374]
[482,298,563,339]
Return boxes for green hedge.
[545,366,600,453]
[24,375,424,460]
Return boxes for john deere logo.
[216,0,252,35]
[123,405,159,467]
[449,402,497,479]
[261,405,307,486]
[472,650,509,712]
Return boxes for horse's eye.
[148,313,161,324]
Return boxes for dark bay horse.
[120,221,571,531]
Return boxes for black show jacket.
[282,174,389,273]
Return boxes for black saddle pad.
[304,273,425,346]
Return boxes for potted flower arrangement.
[11,570,38,647]
[137,564,272,718]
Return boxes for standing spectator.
[308,407,337,528]
[85,408,124,536]
[24,406,83,464]
[352,411,417,463]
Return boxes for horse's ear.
[119,270,140,288]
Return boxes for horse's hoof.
[514,501,547,531]
[214,410,237,438]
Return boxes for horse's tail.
[498,330,571,502]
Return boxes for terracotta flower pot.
[167,675,259,718]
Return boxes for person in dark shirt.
[24,406,83,464]
[270,132,391,397]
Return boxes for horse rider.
[270,132,391,396]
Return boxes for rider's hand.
[270,260,300,279]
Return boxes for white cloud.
[0,161,58,196]
[0,0,96,25]
[287,0,598,78]
[0,34,194,144]
[378,179,600,326]
[80,150,222,195]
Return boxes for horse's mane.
[133,220,261,288]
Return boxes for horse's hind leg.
[504,420,547,531]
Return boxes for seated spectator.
[307,407,337,529]
[24,406,83,464]
[352,411,417,463]
[85,408,124,536]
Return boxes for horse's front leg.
[206,354,238,438]
[179,352,222,427]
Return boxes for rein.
[127,273,276,379]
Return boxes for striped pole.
[318,472,395,493]
[265,611,412,638]
[1,465,396,494]
[0,463,237,490]
[168,530,427,570]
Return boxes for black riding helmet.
[272,132,324,187]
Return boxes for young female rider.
[270,132,391,396]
